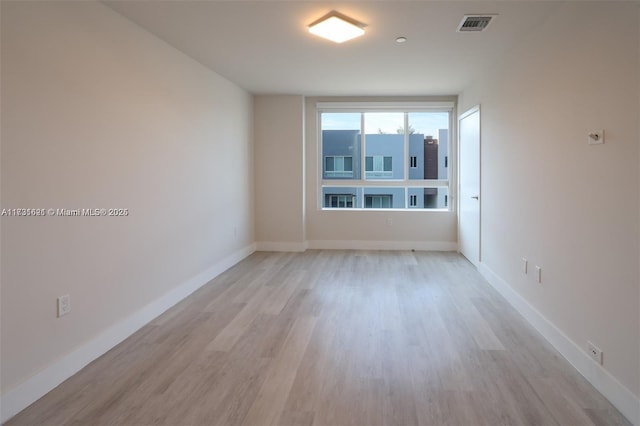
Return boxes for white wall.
[253,95,458,251]
[304,96,458,250]
[254,95,305,251]
[1,0,253,417]
[460,1,639,417]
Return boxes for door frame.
[458,105,481,265]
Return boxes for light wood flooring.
[7,250,631,426]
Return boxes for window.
[365,155,392,178]
[319,102,453,210]
[325,156,353,178]
[326,194,356,208]
[323,187,359,208]
[365,195,392,208]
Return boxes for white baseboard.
[0,243,256,424]
[255,240,457,253]
[478,263,640,426]
[255,241,308,252]
[307,240,458,251]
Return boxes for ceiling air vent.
[457,15,496,32]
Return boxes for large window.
[319,103,452,210]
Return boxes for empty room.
[1,1,639,425]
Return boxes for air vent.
[457,15,496,32]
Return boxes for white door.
[458,106,480,267]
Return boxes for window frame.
[317,101,455,211]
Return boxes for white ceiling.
[104,1,563,96]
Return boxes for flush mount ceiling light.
[308,11,365,44]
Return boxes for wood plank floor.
[8,250,631,426]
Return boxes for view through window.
[320,105,451,210]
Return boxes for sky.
[322,112,449,138]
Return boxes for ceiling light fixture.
[396,36,407,43]
[308,11,365,44]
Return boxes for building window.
[365,195,392,209]
[325,193,356,208]
[365,156,392,178]
[325,156,353,178]
[319,103,453,210]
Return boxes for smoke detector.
[457,15,496,32]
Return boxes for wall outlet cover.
[587,341,603,365]
[57,295,71,317]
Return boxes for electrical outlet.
[386,218,393,226]
[521,258,528,274]
[587,341,603,365]
[57,295,71,317]
[536,266,542,283]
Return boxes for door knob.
[471,196,479,200]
